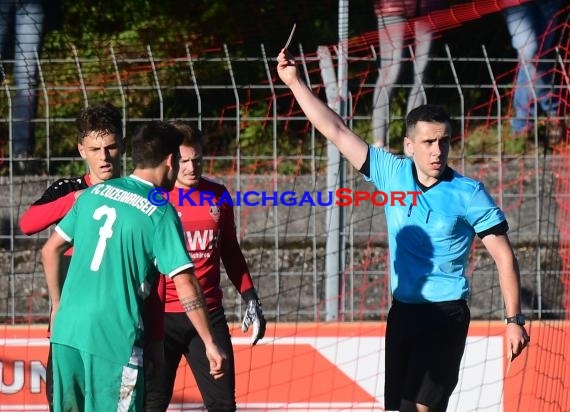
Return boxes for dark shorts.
[144,307,236,412]
[384,299,470,411]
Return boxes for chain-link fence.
[0,42,568,324]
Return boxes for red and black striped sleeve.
[219,188,255,296]
[19,176,90,235]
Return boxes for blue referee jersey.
[365,146,506,303]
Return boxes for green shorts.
[51,343,143,412]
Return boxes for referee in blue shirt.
[277,49,530,412]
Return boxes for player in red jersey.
[20,102,123,237]
[19,102,164,411]
[144,121,266,412]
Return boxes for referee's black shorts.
[384,298,470,411]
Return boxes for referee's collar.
[412,164,453,192]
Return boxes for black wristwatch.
[505,313,525,326]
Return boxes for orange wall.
[0,321,568,411]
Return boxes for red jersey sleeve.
[19,192,76,235]
[156,273,167,304]
[220,201,254,294]
[19,176,90,235]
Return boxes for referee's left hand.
[506,323,530,357]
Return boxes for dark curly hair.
[75,102,123,143]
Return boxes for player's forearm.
[41,246,64,306]
[483,234,523,316]
[221,242,254,292]
[286,73,368,170]
[182,296,216,345]
[173,272,216,345]
[498,265,523,316]
[495,248,523,316]
[41,232,72,307]
[288,77,349,145]
[278,50,367,168]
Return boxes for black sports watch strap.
[505,314,525,325]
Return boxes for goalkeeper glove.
[241,299,266,346]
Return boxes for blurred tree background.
[48,0,510,53]
[32,0,514,171]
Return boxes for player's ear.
[404,136,413,156]
[165,152,174,169]
[77,142,87,159]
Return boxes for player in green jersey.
[41,120,226,412]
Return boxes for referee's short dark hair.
[406,104,452,136]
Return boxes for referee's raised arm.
[276,48,369,171]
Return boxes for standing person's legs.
[406,20,432,115]
[144,312,186,411]
[503,3,539,134]
[52,343,144,412]
[142,340,166,412]
[46,258,68,411]
[45,344,54,412]
[12,0,43,157]
[51,343,85,412]
[384,300,470,411]
[0,0,15,54]
[186,308,236,412]
[372,15,405,147]
[533,0,566,116]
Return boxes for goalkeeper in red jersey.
[144,121,266,412]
